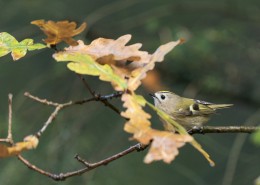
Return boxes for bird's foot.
[187,126,204,135]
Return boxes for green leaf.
[53,52,128,91]
[0,32,46,61]
[251,129,260,146]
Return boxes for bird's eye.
[160,94,166,100]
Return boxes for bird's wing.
[173,99,215,116]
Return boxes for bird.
[150,91,233,131]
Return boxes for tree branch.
[7,94,13,143]
[24,91,124,138]
[17,143,147,181]
[16,92,260,181]
[0,94,14,144]
[189,125,260,135]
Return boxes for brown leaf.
[121,93,152,144]
[65,35,147,61]
[31,20,86,46]
[0,135,38,158]
[127,39,184,91]
[60,35,182,91]
[144,130,193,164]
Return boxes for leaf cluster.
[0,20,214,166]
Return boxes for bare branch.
[24,92,62,107]
[36,105,64,138]
[0,94,14,144]
[7,94,13,144]
[24,91,124,138]
[189,125,260,135]
[18,91,260,181]
[98,91,123,100]
[17,155,58,179]
[75,143,147,168]
[17,143,147,181]
[94,95,122,115]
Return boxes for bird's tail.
[208,104,233,110]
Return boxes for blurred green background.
[0,0,260,185]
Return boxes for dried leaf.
[63,35,146,61]
[121,93,152,144]
[0,32,46,60]
[31,20,86,46]
[53,51,128,91]
[72,35,182,91]
[54,35,181,92]
[127,39,183,91]
[0,135,39,158]
[144,130,193,164]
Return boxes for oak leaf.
[0,135,39,158]
[121,93,152,144]
[67,35,147,61]
[53,51,128,91]
[127,39,183,91]
[31,20,86,46]
[54,35,181,91]
[0,32,46,60]
[144,130,193,164]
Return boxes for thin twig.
[36,105,64,138]
[0,94,14,144]
[7,94,13,144]
[24,92,124,138]
[77,74,95,96]
[77,75,123,115]
[17,143,147,181]
[24,92,61,107]
[98,91,123,100]
[75,143,147,168]
[189,125,260,135]
[97,98,121,115]
[94,92,123,115]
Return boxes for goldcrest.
[150,91,233,131]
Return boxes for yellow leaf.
[53,50,128,91]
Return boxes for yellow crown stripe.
[158,91,171,93]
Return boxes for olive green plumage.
[150,91,233,130]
